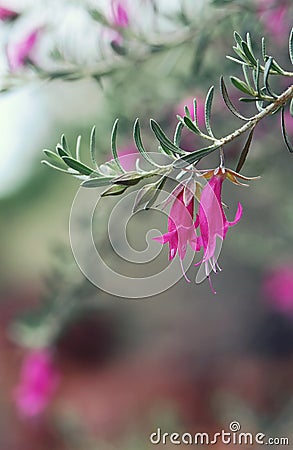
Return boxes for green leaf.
[82,177,113,187]
[261,37,267,62]
[112,171,144,186]
[101,184,128,196]
[62,157,93,175]
[41,160,70,174]
[264,57,277,98]
[111,119,125,173]
[252,59,261,97]
[236,128,255,172]
[226,55,246,65]
[242,42,257,66]
[133,183,157,212]
[75,135,82,161]
[43,149,64,165]
[133,119,160,167]
[173,144,220,168]
[145,176,167,209]
[281,107,293,153]
[220,76,248,120]
[233,31,243,48]
[90,125,98,167]
[204,86,215,137]
[150,119,185,156]
[230,76,253,95]
[61,134,70,155]
[174,122,184,147]
[183,116,201,135]
[290,98,293,117]
[56,145,68,158]
[289,27,293,65]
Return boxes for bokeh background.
[0,0,293,449]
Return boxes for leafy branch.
[42,29,293,202]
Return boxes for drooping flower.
[7,28,39,72]
[195,167,259,289]
[0,6,18,21]
[14,349,59,417]
[153,182,197,280]
[262,265,293,316]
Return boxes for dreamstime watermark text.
[150,421,289,446]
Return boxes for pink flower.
[0,6,18,20]
[7,28,39,72]
[110,0,129,28]
[14,349,59,417]
[195,167,243,284]
[195,167,259,290]
[153,183,197,280]
[262,265,293,315]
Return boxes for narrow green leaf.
[150,119,186,156]
[112,171,144,186]
[253,59,261,96]
[230,76,253,95]
[290,98,293,117]
[289,27,293,64]
[90,126,98,168]
[226,55,247,65]
[184,105,192,119]
[82,177,113,187]
[236,128,255,172]
[204,86,215,137]
[174,122,183,147]
[242,42,257,66]
[56,145,68,158]
[41,160,70,174]
[183,116,201,135]
[145,176,167,209]
[193,98,198,127]
[111,119,125,173]
[133,119,161,167]
[75,135,82,161]
[101,184,128,196]
[62,157,93,175]
[233,31,243,48]
[133,183,157,212]
[281,107,293,153]
[264,57,277,98]
[43,149,64,165]
[261,37,267,62]
[61,134,70,155]
[220,76,248,120]
[173,144,220,168]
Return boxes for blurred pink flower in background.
[111,0,129,28]
[257,1,290,41]
[7,28,39,71]
[108,0,129,47]
[262,265,293,316]
[117,144,139,171]
[14,349,59,417]
[176,95,205,127]
[0,6,18,20]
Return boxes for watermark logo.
[149,421,289,446]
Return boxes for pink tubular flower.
[195,167,259,289]
[7,28,39,72]
[14,349,59,417]
[262,265,293,316]
[0,6,18,20]
[153,183,197,280]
